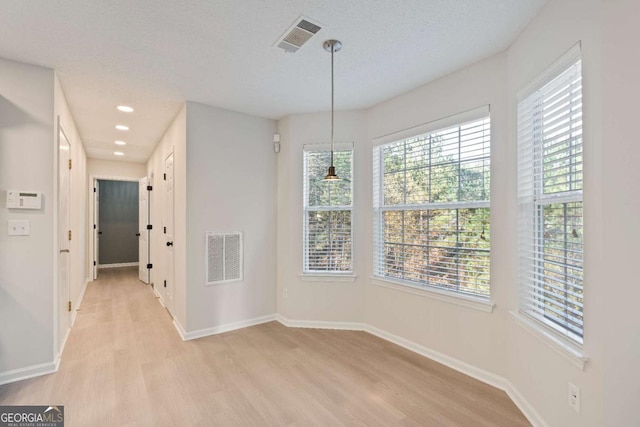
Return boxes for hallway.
[0,268,528,426]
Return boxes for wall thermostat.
[7,191,43,210]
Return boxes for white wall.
[505,0,605,426]
[0,58,56,379]
[146,105,187,327]
[274,1,640,426]
[185,101,277,332]
[54,73,88,350]
[276,111,367,322]
[365,53,510,377]
[87,158,146,179]
[0,60,88,381]
[601,1,640,425]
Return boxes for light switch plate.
[8,220,30,236]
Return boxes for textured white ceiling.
[0,0,547,162]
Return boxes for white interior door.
[164,152,174,312]
[139,177,149,283]
[93,179,99,280]
[58,123,71,353]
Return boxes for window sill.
[300,273,358,283]
[370,277,494,313]
[510,311,589,371]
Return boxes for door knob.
[166,241,173,246]
[136,233,141,237]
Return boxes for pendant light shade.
[323,39,342,181]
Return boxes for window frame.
[372,107,491,300]
[517,44,585,346]
[302,143,354,275]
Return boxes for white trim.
[89,173,147,281]
[504,381,551,427]
[99,262,139,269]
[71,278,90,326]
[303,141,353,152]
[300,273,357,283]
[364,324,507,390]
[172,317,188,340]
[379,200,490,211]
[57,328,71,360]
[371,277,495,313]
[373,105,490,146]
[276,314,364,330]
[0,360,59,386]
[153,286,165,307]
[277,315,546,427]
[510,311,589,370]
[517,42,582,101]
[59,278,90,360]
[175,314,278,341]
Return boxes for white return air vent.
[206,232,243,285]
[275,16,322,53]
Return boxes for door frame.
[88,174,146,281]
[54,117,72,359]
[138,176,151,284]
[163,149,175,313]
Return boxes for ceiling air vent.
[276,17,322,53]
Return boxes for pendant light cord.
[330,43,335,168]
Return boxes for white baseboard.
[504,381,550,427]
[152,286,161,299]
[276,316,545,427]
[0,360,59,386]
[174,314,278,341]
[173,317,188,340]
[99,262,139,269]
[276,314,364,331]
[364,325,508,391]
[57,328,71,361]
[3,278,93,386]
[71,278,90,327]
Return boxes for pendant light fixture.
[323,39,342,181]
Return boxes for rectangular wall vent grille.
[206,232,243,285]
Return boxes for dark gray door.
[98,180,139,265]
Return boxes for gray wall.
[185,102,277,331]
[98,180,138,265]
[0,57,55,376]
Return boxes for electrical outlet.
[568,383,580,413]
[283,288,288,298]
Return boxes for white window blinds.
[303,143,353,273]
[373,112,491,298]
[517,47,584,343]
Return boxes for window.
[517,46,584,344]
[373,110,491,298]
[303,143,353,273]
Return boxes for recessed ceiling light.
[114,151,125,156]
[115,125,129,131]
[115,140,127,146]
[117,105,134,113]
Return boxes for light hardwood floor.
[0,268,530,426]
